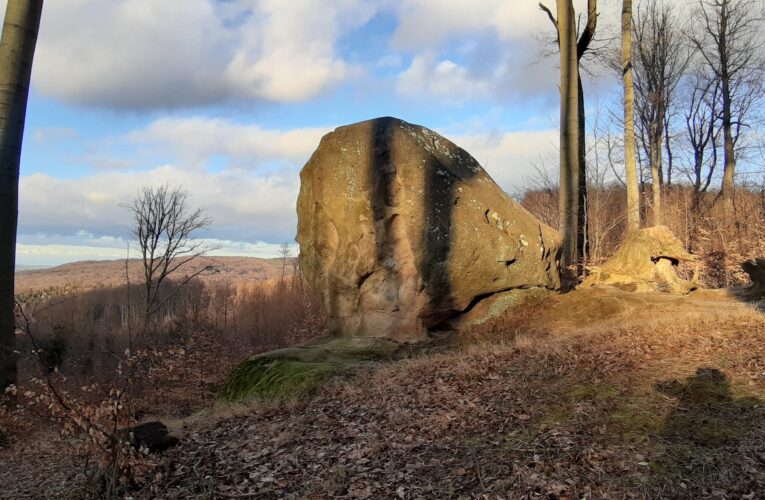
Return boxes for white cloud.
[390,0,555,51]
[31,0,374,109]
[445,129,559,192]
[389,0,615,104]
[21,0,628,109]
[396,53,490,100]
[18,165,301,246]
[225,0,375,102]
[16,244,128,266]
[127,117,331,168]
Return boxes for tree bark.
[577,76,589,266]
[717,0,735,203]
[0,0,43,390]
[557,0,580,267]
[650,98,663,225]
[622,0,640,231]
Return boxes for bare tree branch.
[125,185,215,325]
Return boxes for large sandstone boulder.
[297,117,561,342]
[581,226,697,294]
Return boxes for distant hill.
[15,264,50,271]
[14,256,293,293]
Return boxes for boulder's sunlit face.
[297,117,561,341]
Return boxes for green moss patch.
[540,404,572,426]
[608,405,664,443]
[218,357,339,402]
[219,336,403,402]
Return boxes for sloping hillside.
[14,256,291,293]
[133,289,764,498]
[2,287,764,498]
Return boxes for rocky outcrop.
[741,258,765,297]
[296,117,561,342]
[581,226,697,294]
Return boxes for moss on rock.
[219,336,403,402]
[219,357,339,402]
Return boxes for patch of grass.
[608,405,664,443]
[540,405,571,426]
[648,368,765,494]
[566,381,620,401]
[218,357,339,402]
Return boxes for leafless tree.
[586,94,629,261]
[690,0,765,203]
[633,0,688,224]
[127,185,214,321]
[278,242,293,280]
[681,65,722,207]
[539,0,598,270]
[0,0,43,390]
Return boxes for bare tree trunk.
[557,0,580,267]
[622,0,640,231]
[651,104,663,225]
[0,0,43,390]
[718,0,735,203]
[664,116,673,186]
[720,73,735,203]
[577,76,589,267]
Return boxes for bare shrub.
[1,266,325,486]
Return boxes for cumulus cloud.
[23,0,627,109]
[127,117,331,169]
[18,165,301,247]
[225,0,375,102]
[31,0,374,109]
[396,53,490,100]
[390,0,554,50]
[446,129,559,192]
[390,0,616,105]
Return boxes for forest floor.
[3,286,765,499]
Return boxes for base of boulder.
[442,288,551,331]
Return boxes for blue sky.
[12,0,623,266]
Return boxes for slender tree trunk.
[717,1,735,204]
[720,76,735,202]
[0,0,43,390]
[577,76,589,268]
[651,102,664,225]
[664,114,673,186]
[557,0,580,267]
[622,0,640,232]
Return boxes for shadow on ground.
[653,367,765,496]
